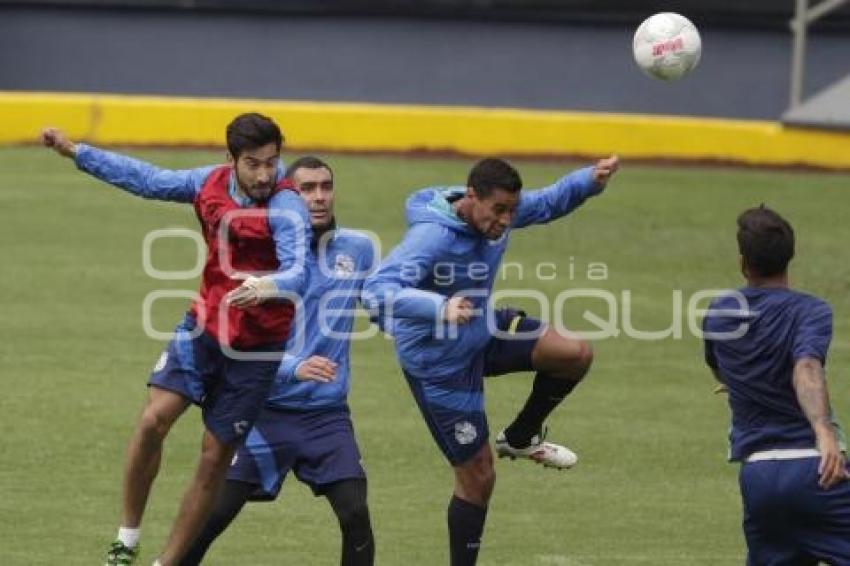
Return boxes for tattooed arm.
[793,357,848,489]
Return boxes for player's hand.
[41,127,77,159]
[225,274,278,308]
[591,154,619,193]
[814,424,850,489]
[295,356,338,383]
[443,296,474,325]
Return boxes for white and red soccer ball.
[633,12,702,81]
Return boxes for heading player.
[364,155,618,565]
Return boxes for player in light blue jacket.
[182,157,378,566]
[364,155,619,565]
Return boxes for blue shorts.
[148,313,283,445]
[228,405,366,498]
[740,457,850,565]
[403,308,544,466]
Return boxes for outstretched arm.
[793,358,848,488]
[513,155,619,228]
[42,127,211,203]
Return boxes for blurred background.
[1,0,849,122]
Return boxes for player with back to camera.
[42,114,311,566]
[363,155,619,565]
[180,156,376,566]
[703,205,850,564]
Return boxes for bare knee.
[137,389,187,441]
[533,329,594,381]
[455,449,496,506]
[555,337,593,382]
[477,465,496,501]
[573,339,594,376]
[553,342,594,383]
[194,434,235,487]
[138,405,175,442]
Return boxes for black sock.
[448,496,487,566]
[179,480,253,565]
[326,479,375,566]
[503,373,577,448]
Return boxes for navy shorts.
[403,308,544,466]
[148,313,283,445]
[228,405,366,499]
[740,457,850,565]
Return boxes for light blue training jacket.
[363,166,600,377]
[268,227,376,410]
[73,144,308,295]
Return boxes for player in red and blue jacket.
[43,113,310,566]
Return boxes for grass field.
[2,146,850,565]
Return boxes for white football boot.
[494,428,577,470]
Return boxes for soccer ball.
[633,12,702,81]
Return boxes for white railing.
[788,0,849,110]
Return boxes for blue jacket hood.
[405,187,480,236]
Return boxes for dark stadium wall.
[2,0,850,29]
[1,5,849,121]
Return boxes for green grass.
[2,146,850,565]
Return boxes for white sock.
[152,561,163,566]
[117,526,140,548]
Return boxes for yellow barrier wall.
[3,91,849,168]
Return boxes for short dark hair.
[736,205,795,277]
[467,158,522,198]
[285,156,333,180]
[226,113,283,159]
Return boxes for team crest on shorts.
[153,351,168,373]
[334,254,355,277]
[454,421,478,445]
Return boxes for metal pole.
[805,0,850,23]
[788,0,849,110]
[789,0,808,109]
